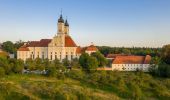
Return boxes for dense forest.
[97,46,161,57]
[0,41,170,100]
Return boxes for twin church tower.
[17,14,98,61]
[57,14,69,35]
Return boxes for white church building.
[17,14,98,61]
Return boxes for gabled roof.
[27,41,40,47]
[39,39,52,47]
[76,46,82,54]
[144,55,152,64]
[18,45,29,51]
[75,44,98,54]
[65,35,77,47]
[86,45,98,51]
[27,39,51,47]
[112,55,151,64]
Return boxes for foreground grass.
[0,74,119,100]
[0,72,170,100]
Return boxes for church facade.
[17,15,98,61]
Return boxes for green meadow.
[0,71,170,100]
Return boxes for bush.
[158,63,170,77]
[129,82,142,99]
[46,67,57,77]
[161,44,170,64]
[79,53,98,72]
[11,59,24,73]
[91,52,108,67]
[0,67,5,78]
[66,70,85,80]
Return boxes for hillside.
[0,74,119,100]
[0,72,170,100]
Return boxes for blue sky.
[0,0,170,47]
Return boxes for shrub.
[12,59,24,73]
[91,52,108,67]
[66,70,85,80]
[46,67,57,77]
[0,67,5,78]
[158,63,170,78]
[79,53,98,72]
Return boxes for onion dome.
[65,19,69,26]
[58,14,64,23]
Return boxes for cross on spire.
[61,8,63,15]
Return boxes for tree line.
[0,51,107,78]
[1,40,170,78]
[98,46,161,57]
[0,40,24,58]
[149,44,170,78]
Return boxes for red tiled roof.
[144,55,151,64]
[27,41,39,47]
[39,39,52,47]
[27,39,51,47]
[65,36,77,47]
[76,47,82,54]
[112,55,151,64]
[86,45,98,51]
[18,45,29,51]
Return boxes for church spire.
[64,17,69,35]
[58,10,64,23]
[65,19,69,26]
[57,11,65,34]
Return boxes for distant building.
[106,54,128,60]
[17,14,98,61]
[98,54,151,72]
[85,44,98,55]
[111,55,151,72]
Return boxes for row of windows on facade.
[30,54,75,60]
[121,67,147,70]
[31,52,74,55]
[113,64,146,66]
[122,67,139,70]
[19,53,78,60]
[30,52,75,60]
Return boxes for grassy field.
[0,74,119,100]
[0,72,170,100]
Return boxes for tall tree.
[14,40,24,49]
[79,53,89,69]
[86,56,98,71]
[91,52,107,67]
[79,53,98,72]
[161,44,170,64]
[2,41,15,53]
